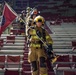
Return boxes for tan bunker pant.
[28,47,48,75]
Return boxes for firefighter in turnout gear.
[26,8,38,42]
[27,15,55,75]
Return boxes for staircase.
[22,37,32,75]
[46,21,76,75]
[1,21,76,75]
[0,34,25,75]
[0,23,59,75]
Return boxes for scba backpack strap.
[36,28,46,41]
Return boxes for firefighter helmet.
[34,15,45,24]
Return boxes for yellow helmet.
[34,15,45,24]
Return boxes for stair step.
[1,47,24,50]
[22,71,31,75]
[4,44,24,46]
[0,50,24,54]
